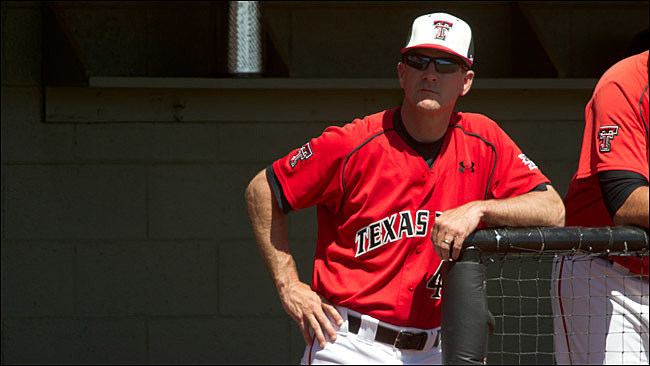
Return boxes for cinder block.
[535,160,580,198]
[74,123,218,162]
[1,242,75,317]
[289,235,316,283]
[2,318,146,364]
[219,239,314,316]
[1,87,75,162]
[148,164,260,239]
[218,122,332,163]
[1,6,40,85]
[219,241,285,316]
[2,165,147,239]
[498,120,584,162]
[2,318,77,364]
[1,163,5,239]
[290,324,308,364]
[459,90,591,122]
[76,241,218,316]
[148,317,291,364]
[287,206,318,240]
[3,1,41,8]
[1,3,5,85]
[75,318,147,364]
[285,206,318,283]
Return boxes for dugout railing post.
[440,226,648,365]
[441,246,493,365]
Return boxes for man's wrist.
[471,200,489,218]
[472,199,495,225]
[275,271,301,295]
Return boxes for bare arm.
[613,186,649,228]
[432,185,565,260]
[244,169,342,347]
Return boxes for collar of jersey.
[393,107,445,159]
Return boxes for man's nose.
[422,64,440,81]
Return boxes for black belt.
[347,314,436,351]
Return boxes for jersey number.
[426,262,443,299]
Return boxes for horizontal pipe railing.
[462,226,649,254]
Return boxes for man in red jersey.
[246,12,565,364]
[552,51,649,365]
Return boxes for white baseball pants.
[300,306,442,365]
[551,255,649,365]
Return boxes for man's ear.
[460,69,475,96]
[397,62,407,89]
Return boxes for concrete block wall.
[1,2,316,363]
[0,1,619,365]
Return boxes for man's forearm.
[614,186,649,228]
[245,171,343,347]
[481,185,565,227]
[245,171,301,293]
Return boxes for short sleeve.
[270,125,352,211]
[490,128,551,199]
[579,81,649,180]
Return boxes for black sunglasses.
[402,53,467,74]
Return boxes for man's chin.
[416,100,442,112]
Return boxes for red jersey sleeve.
[577,81,649,180]
[270,124,354,211]
[490,128,550,199]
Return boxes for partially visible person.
[552,50,649,365]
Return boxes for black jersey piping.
[639,84,649,138]
[340,129,392,210]
[266,165,293,214]
[453,125,498,200]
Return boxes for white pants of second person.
[300,306,442,365]
[551,255,649,365]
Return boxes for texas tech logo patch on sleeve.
[289,143,313,168]
[598,125,619,153]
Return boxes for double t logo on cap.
[433,20,453,41]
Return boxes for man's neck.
[400,102,453,143]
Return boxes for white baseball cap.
[401,12,474,67]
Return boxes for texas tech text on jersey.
[355,210,430,257]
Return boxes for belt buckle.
[393,330,427,350]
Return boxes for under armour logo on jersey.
[459,161,475,173]
[598,125,619,153]
[289,143,313,168]
[518,153,538,170]
[433,20,453,40]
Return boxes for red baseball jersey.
[270,108,550,328]
[564,51,649,275]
